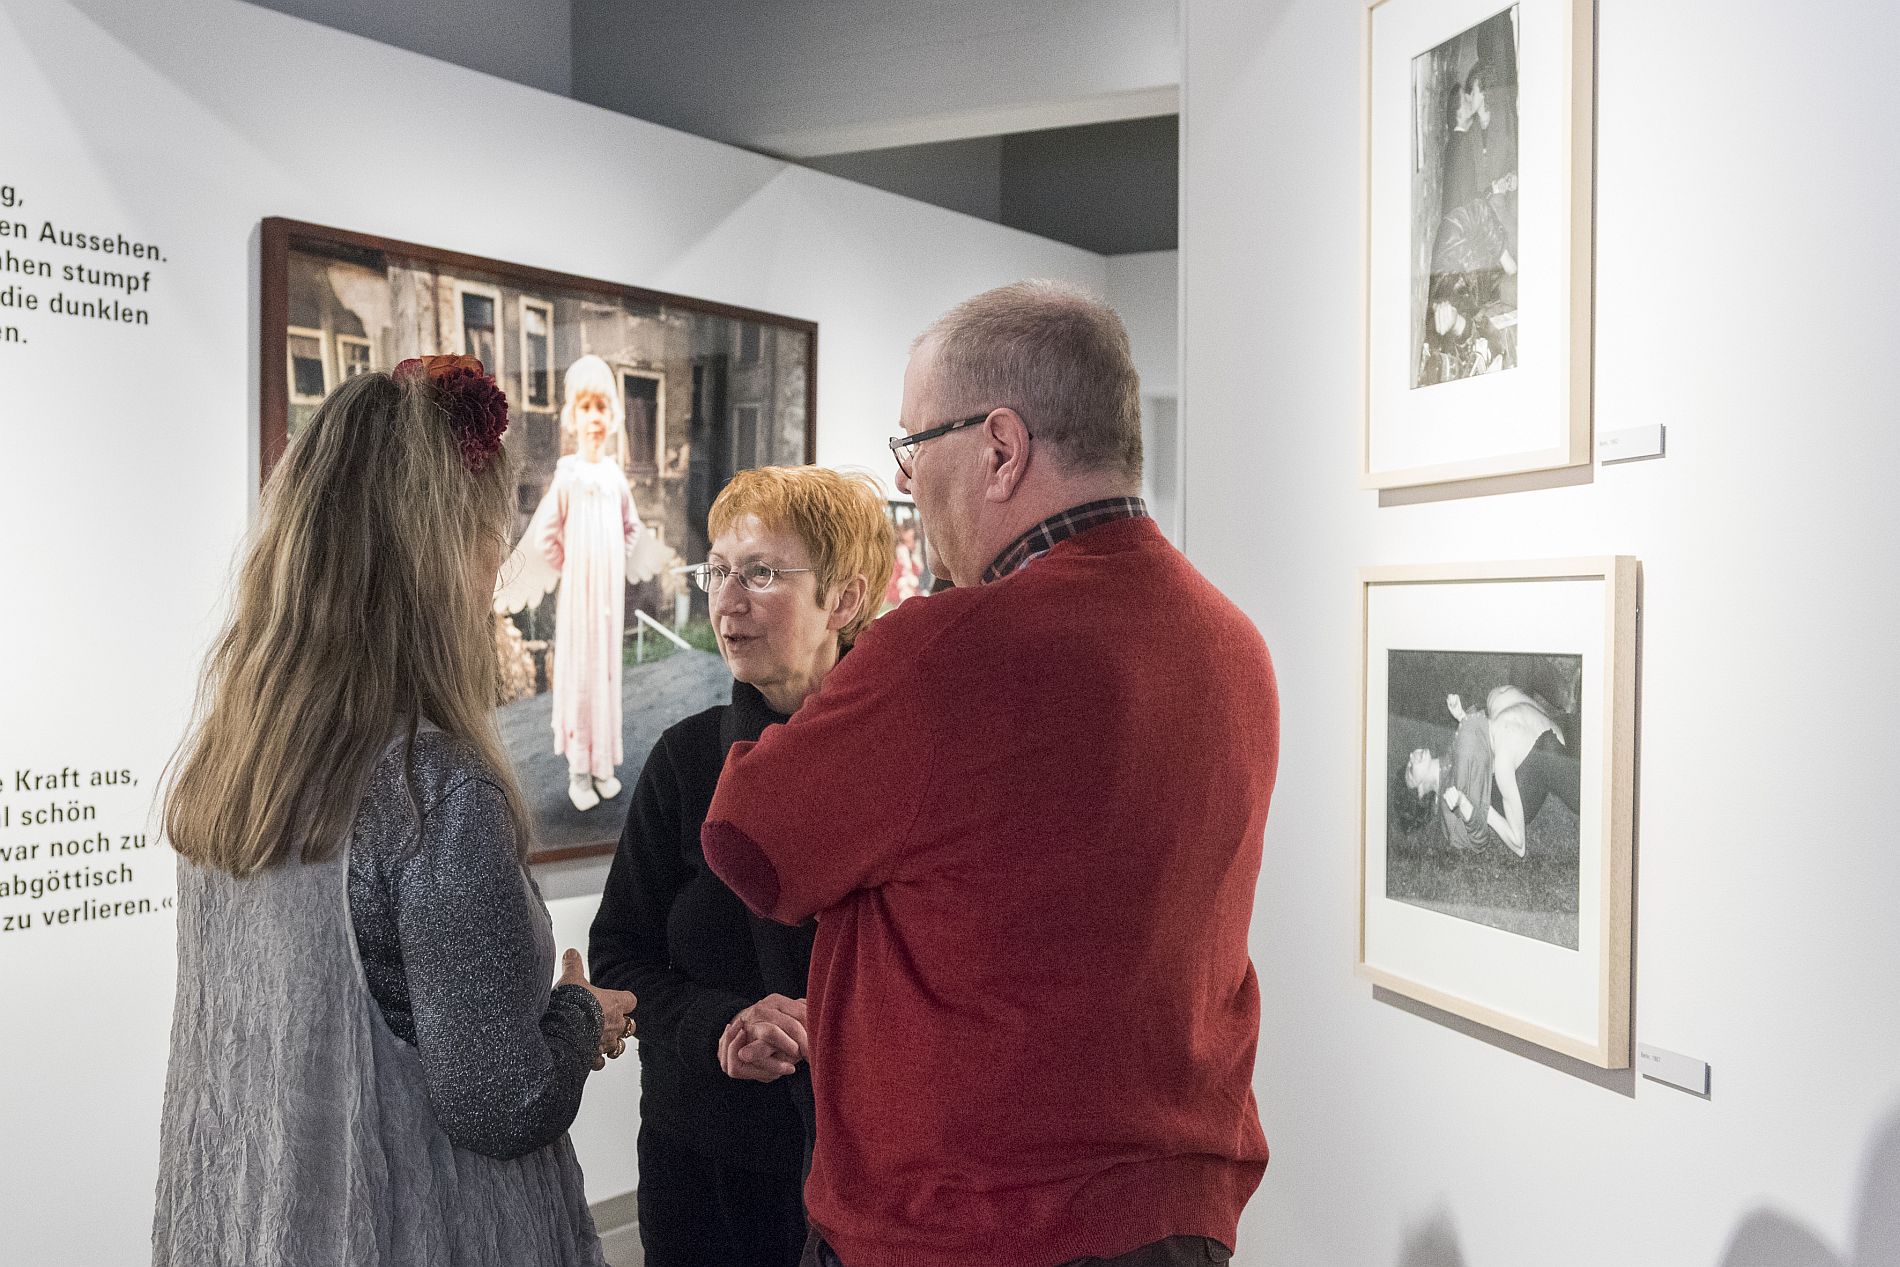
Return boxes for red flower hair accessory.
[394,354,510,473]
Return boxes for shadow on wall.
[1717,1107,1900,1267]
[1372,987,1637,1098]
[1398,1208,1466,1267]
[1391,1108,1900,1266]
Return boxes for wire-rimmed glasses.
[685,562,814,593]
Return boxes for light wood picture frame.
[1358,558,1636,1067]
[1361,0,1594,489]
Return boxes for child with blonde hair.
[500,354,643,811]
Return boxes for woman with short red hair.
[589,466,895,1267]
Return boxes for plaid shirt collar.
[980,497,1149,584]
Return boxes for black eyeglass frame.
[889,409,1028,477]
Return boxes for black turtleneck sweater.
[588,679,816,1175]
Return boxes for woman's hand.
[718,994,808,1083]
[558,948,636,1071]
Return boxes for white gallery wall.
[0,1,1104,1261]
[1182,0,1900,1262]
[1106,248,1182,539]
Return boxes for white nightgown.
[536,456,641,779]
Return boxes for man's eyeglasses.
[685,562,813,593]
[888,411,996,479]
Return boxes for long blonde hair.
[166,370,531,875]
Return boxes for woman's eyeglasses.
[685,562,813,593]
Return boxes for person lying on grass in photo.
[1395,686,1563,858]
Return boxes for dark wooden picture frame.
[259,218,818,862]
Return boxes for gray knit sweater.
[345,730,603,1159]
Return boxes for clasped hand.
[718,994,808,1083]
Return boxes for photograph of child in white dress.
[497,356,647,813]
[268,222,817,856]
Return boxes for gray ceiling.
[804,117,1178,256]
[241,0,1179,254]
[568,0,1178,158]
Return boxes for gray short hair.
[917,281,1142,481]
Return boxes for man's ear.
[827,573,868,633]
[981,407,1033,502]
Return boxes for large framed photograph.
[1362,0,1594,489]
[260,219,816,861]
[1358,558,1636,1066]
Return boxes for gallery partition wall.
[1183,0,1900,1260]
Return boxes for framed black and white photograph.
[260,218,816,862]
[1385,648,1582,948]
[1363,0,1593,489]
[1358,559,1636,1066]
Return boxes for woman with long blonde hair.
[153,357,634,1267]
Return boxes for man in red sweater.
[704,281,1277,1267]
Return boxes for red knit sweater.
[704,516,1277,1267]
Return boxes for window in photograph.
[520,298,554,410]
[734,403,761,467]
[336,334,372,381]
[734,321,762,365]
[288,328,327,401]
[622,369,664,471]
[456,282,502,374]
